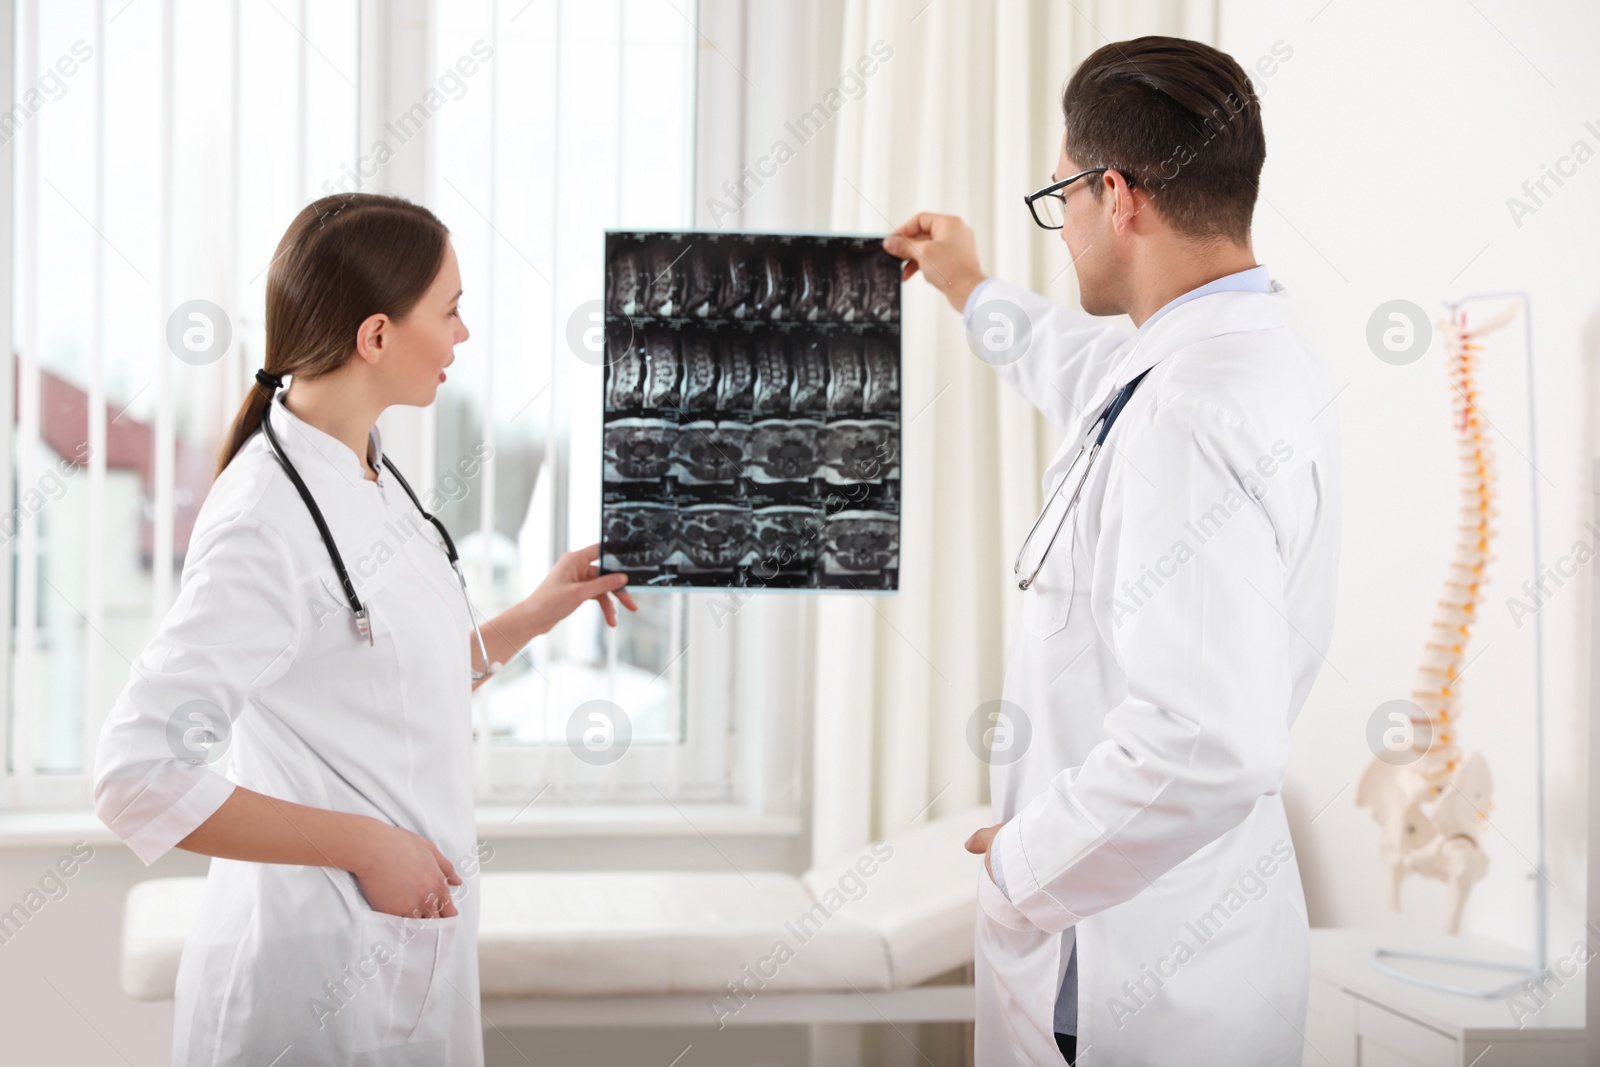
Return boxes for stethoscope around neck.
[257,386,502,681]
[1013,367,1152,592]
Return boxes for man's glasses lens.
[1034,193,1065,229]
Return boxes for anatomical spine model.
[1355,304,1520,934]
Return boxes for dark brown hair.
[1063,36,1265,244]
[213,193,450,479]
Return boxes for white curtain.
[806,0,1220,866]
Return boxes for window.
[1,0,799,817]
[424,0,731,804]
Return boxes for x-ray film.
[600,230,902,591]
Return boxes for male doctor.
[884,36,1340,1065]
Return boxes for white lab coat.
[94,395,484,1066]
[971,278,1340,1066]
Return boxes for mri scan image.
[600,230,902,590]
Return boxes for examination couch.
[118,805,986,1029]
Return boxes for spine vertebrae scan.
[1355,303,1520,934]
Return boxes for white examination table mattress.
[120,805,987,1001]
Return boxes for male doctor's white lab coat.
[969,277,1340,1066]
[95,395,484,1066]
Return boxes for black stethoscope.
[255,369,501,680]
[1013,367,1152,592]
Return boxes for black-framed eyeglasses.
[1023,167,1135,230]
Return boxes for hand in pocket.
[352,822,461,918]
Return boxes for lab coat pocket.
[351,909,460,1055]
[974,869,1065,1065]
[1022,514,1078,641]
[1025,594,1069,641]
[976,864,1032,931]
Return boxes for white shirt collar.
[1135,264,1273,338]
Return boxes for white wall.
[1217,0,1600,962]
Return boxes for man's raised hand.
[882,212,987,312]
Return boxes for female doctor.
[93,193,635,1065]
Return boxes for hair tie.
[255,368,284,391]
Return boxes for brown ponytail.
[213,193,450,480]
